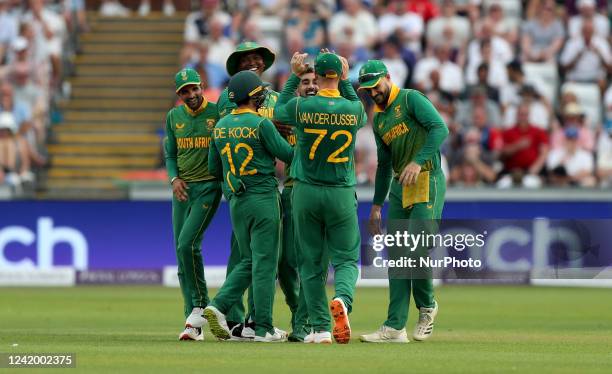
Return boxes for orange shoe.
[330,298,351,344]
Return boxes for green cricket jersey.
[209,108,293,194]
[164,100,219,182]
[277,74,359,187]
[372,84,449,205]
[274,83,366,187]
[218,86,279,119]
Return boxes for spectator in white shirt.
[328,0,377,55]
[466,38,508,90]
[467,20,514,70]
[378,0,424,55]
[23,0,66,88]
[478,2,517,46]
[381,36,409,88]
[568,0,609,39]
[560,17,611,89]
[426,0,471,52]
[547,126,596,187]
[413,42,464,96]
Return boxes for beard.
[373,92,386,105]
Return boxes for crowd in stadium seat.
[0,0,78,189]
[172,0,612,188]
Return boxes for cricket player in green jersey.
[204,70,294,343]
[275,52,366,344]
[164,68,222,341]
[279,53,361,342]
[217,41,300,341]
[357,60,448,343]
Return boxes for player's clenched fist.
[172,177,189,201]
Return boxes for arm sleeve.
[373,125,393,206]
[357,103,368,129]
[273,97,299,127]
[339,79,359,101]
[408,91,449,166]
[208,137,223,179]
[259,119,294,164]
[278,74,300,106]
[164,115,179,181]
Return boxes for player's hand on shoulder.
[172,178,189,201]
[399,162,422,186]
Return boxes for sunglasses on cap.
[358,72,385,84]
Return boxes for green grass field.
[1,285,611,373]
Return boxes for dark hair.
[301,66,315,75]
[477,62,489,72]
[507,60,523,73]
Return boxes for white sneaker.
[330,298,351,344]
[413,301,438,341]
[254,327,287,343]
[185,307,207,328]
[163,2,175,16]
[359,325,409,343]
[303,330,314,343]
[100,1,130,17]
[203,306,230,340]
[179,327,203,341]
[138,2,150,16]
[229,323,254,342]
[304,331,332,344]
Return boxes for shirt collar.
[317,89,341,98]
[374,84,400,113]
[231,108,259,115]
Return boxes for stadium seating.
[46,12,184,198]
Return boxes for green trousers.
[280,186,302,331]
[225,187,301,327]
[172,180,222,319]
[384,170,445,330]
[211,191,282,337]
[292,182,360,332]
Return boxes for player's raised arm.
[278,52,309,106]
[338,55,360,102]
[259,119,294,164]
[407,90,449,167]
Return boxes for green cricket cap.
[358,60,389,89]
[315,53,342,78]
[226,41,275,76]
[175,68,201,93]
[228,70,264,103]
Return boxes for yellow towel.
[402,171,430,208]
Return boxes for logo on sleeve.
[206,119,216,130]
